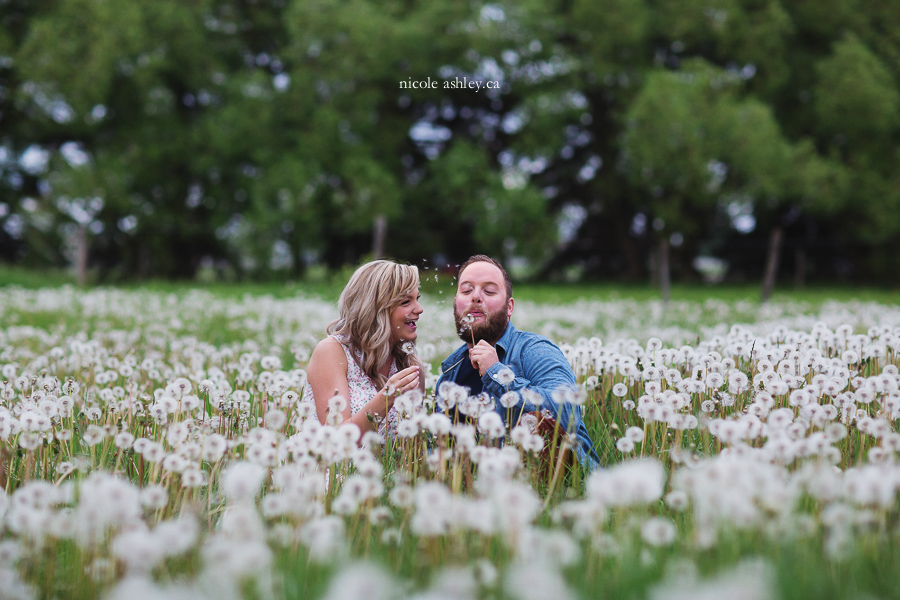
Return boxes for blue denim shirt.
[437,323,600,469]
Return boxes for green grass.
[0,265,76,288]
[512,281,900,305]
[3,263,898,307]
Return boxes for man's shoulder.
[504,324,574,381]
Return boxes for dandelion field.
[2,285,900,600]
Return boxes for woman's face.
[389,288,423,345]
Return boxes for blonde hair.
[327,260,423,389]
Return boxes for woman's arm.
[307,337,353,424]
[307,337,421,436]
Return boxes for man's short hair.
[456,255,513,300]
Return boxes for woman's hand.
[382,365,420,409]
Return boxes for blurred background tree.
[1,0,898,286]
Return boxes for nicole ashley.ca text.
[399,77,500,92]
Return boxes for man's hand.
[469,340,500,376]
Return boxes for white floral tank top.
[303,336,400,436]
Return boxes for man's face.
[453,261,514,345]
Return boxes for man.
[436,254,600,469]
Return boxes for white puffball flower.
[665,490,689,511]
[111,530,165,574]
[320,562,395,600]
[625,426,644,443]
[525,434,545,453]
[114,431,135,450]
[202,536,272,579]
[504,560,575,600]
[495,368,516,386]
[426,412,452,436]
[511,425,531,446]
[266,409,287,430]
[141,441,166,463]
[478,412,506,439]
[161,454,189,473]
[83,424,106,446]
[328,395,348,414]
[140,485,169,510]
[641,517,677,547]
[220,462,266,504]
[181,469,207,488]
[586,458,666,507]
[397,420,418,438]
[388,485,414,509]
[647,557,776,600]
[613,383,628,397]
[74,474,143,545]
[218,504,266,541]
[260,355,282,371]
[429,565,478,599]
[499,391,520,408]
[201,434,228,463]
[300,516,347,563]
[279,390,300,408]
[616,437,634,453]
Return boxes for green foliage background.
[1,0,898,283]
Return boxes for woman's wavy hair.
[327,260,423,389]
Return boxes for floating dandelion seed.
[458,312,477,338]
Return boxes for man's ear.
[507,297,515,318]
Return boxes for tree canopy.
[1,0,898,284]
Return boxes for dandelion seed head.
[641,516,677,547]
[504,560,575,600]
[495,367,515,386]
[616,437,634,453]
[221,461,266,503]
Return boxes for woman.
[304,260,424,436]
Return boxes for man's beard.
[454,304,509,345]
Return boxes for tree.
[2,0,899,285]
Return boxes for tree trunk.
[138,242,151,280]
[794,246,806,289]
[76,225,88,286]
[617,228,641,281]
[372,214,387,259]
[761,226,784,303]
[659,237,670,304]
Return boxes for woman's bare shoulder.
[311,336,347,361]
